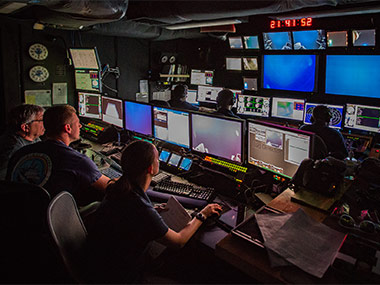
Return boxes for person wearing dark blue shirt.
[6,105,110,205]
[300,105,348,160]
[85,140,222,283]
[214,89,240,119]
[168,84,199,111]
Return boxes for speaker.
[160,53,177,64]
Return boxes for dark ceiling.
[1,0,380,40]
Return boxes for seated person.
[6,105,110,206]
[84,140,222,283]
[300,105,348,160]
[214,89,240,118]
[0,104,45,180]
[168,84,199,111]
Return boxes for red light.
[306,17,312,26]
[376,149,379,153]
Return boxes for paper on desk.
[256,212,293,267]
[161,196,192,232]
[149,196,192,259]
[264,209,346,278]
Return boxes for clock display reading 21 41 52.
[270,18,312,29]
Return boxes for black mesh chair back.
[47,191,88,283]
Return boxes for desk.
[215,189,331,283]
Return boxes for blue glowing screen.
[263,32,292,50]
[304,103,344,129]
[263,55,317,92]
[124,101,152,136]
[292,30,326,50]
[325,55,380,99]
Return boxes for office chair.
[0,180,67,283]
[47,191,88,283]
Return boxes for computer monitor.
[327,31,348,47]
[69,48,100,70]
[101,96,123,128]
[153,107,190,148]
[226,57,242,71]
[74,69,101,92]
[197,85,223,104]
[303,103,344,129]
[345,104,380,133]
[124,101,152,136]
[271,97,305,121]
[159,150,171,163]
[237,95,270,117]
[325,55,380,99]
[186,89,199,105]
[263,54,317,92]
[292,30,326,50]
[179,157,193,171]
[228,37,243,49]
[191,113,244,163]
[190,69,214,86]
[167,153,182,167]
[248,120,314,178]
[243,77,257,91]
[242,57,258,71]
[352,29,376,47]
[78,92,102,119]
[263,32,292,50]
[243,36,259,49]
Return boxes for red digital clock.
[270,18,312,29]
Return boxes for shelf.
[159,74,190,78]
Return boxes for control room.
[1,0,380,284]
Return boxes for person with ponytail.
[85,140,222,283]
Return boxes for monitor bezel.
[190,110,246,164]
[124,100,153,137]
[247,119,315,179]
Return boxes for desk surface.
[215,189,331,284]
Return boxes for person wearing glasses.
[0,104,45,179]
[6,105,110,206]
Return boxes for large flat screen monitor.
[292,30,326,50]
[190,69,214,86]
[101,96,123,128]
[325,55,380,99]
[248,120,314,178]
[197,86,223,104]
[303,103,344,129]
[271,97,305,121]
[263,32,292,50]
[191,113,244,163]
[345,103,380,133]
[124,101,152,136]
[153,107,190,148]
[237,95,270,117]
[263,54,317,92]
[352,29,376,47]
[78,92,102,119]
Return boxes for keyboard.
[110,152,122,164]
[101,167,122,179]
[153,180,215,201]
[151,172,171,186]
